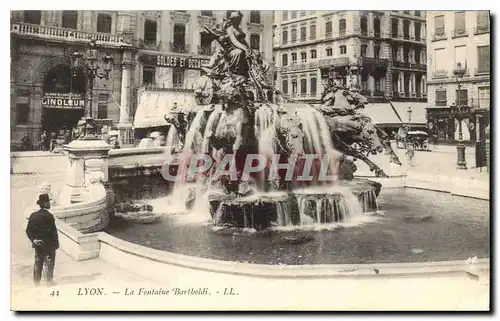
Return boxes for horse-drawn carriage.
[406,131,430,151]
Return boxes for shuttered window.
[477,45,490,73]
[454,11,465,32]
[434,15,445,36]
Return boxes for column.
[82,11,93,32]
[368,13,374,34]
[399,71,404,92]
[118,50,134,147]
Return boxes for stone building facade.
[10,10,274,149]
[273,10,427,105]
[425,10,490,144]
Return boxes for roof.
[133,88,198,129]
[361,102,427,126]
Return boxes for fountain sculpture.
[161,11,400,230]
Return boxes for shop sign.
[139,54,210,69]
[42,93,85,109]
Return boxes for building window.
[282,80,288,94]
[339,45,347,55]
[282,54,288,66]
[415,47,421,64]
[477,11,490,29]
[415,10,421,17]
[374,43,381,59]
[392,45,399,60]
[339,19,346,36]
[310,49,317,59]
[325,21,332,37]
[291,53,297,64]
[360,16,368,36]
[478,86,490,108]
[142,66,156,86]
[173,24,186,52]
[250,11,260,23]
[454,11,466,35]
[300,11,306,17]
[282,11,288,21]
[16,104,29,125]
[310,24,316,40]
[301,52,307,62]
[97,94,108,119]
[291,29,297,43]
[62,11,78,29]
[250,34,260,50]
[435,90,447,106]
[300,78,307,95]
[310,78,317,96]
[144,19,157,44]
[403,20,410,39]
[391,18,399,37]
[374,17,381,37]
[292,80,297,95]
[455,89,468,105]
[403,11,410,14]
[403,45,410,62]
[360,44,367,57]
[173,68,184,88]
[415,22,421,41]
[326,48,333,56]
[282,30,288,43]
[24,10,41,24]
[300,26,306,41]
[477,45,490,73]
[199,32,213,55]
[434,48,446,75]
[434,15,445,36]
[200,10,212,17]
[291,11,297,19]
[97,13,112,33]
[454,45,466,69]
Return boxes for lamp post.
[452,62,468,169]
[407,104,412,132]
[70,39,114,140]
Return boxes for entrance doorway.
[41,64,86,136]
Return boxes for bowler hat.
[36,193,50,206]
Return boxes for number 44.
[50,290,59,297]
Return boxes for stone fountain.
[159,11,399,230]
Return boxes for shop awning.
[133,88,197,129]
[361,102,427,126]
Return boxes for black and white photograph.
[9,8,491,311]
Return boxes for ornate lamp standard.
[407,104,412,132]
[451,62,470,169]
[70,39,114,140]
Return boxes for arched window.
[291,29,297,43]
[360,15,368,36]
[374,17,381,37]
[300,78,307,95]
[301,51,307,62]
[282,30,288,43]
[310,78,317,96]
[300,26,307,41]
[173,24,186,52]
[339,19,346,36]
[250,10,260,23]
[325,21,332,37]
[310,24,316,39]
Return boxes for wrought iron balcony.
[10,22,129,47]
[169,42,189,54]
[198,45,212,56]
[474,25,490,35]
[139,39,161,51]
[452,29,469,38]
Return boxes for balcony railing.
[318,57,350,68]
[432,32,447,41]
[474,25,490,35]
[475,67,490,75]
[11,22,128,47]
[198,45,212,56]
[361,29,368,36]
[452,29,469,38]
[139,39,161,51]
[169,42,189,53]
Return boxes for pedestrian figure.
[26,193,59,287]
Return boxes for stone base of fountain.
[208,179,380,229]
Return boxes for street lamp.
[407,104,412,132]
[452,62,469,169]
[70,39,114,140]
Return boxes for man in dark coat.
[26,193,59,286]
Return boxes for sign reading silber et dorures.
[139,54,210,69]
[42,93,85,109]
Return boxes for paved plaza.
[10,145,490,310]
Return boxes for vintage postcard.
[10,9,490,311]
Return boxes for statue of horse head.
[275,111,305,158]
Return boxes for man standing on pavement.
[26,193,59,287]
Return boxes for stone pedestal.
[61,138,111,204]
